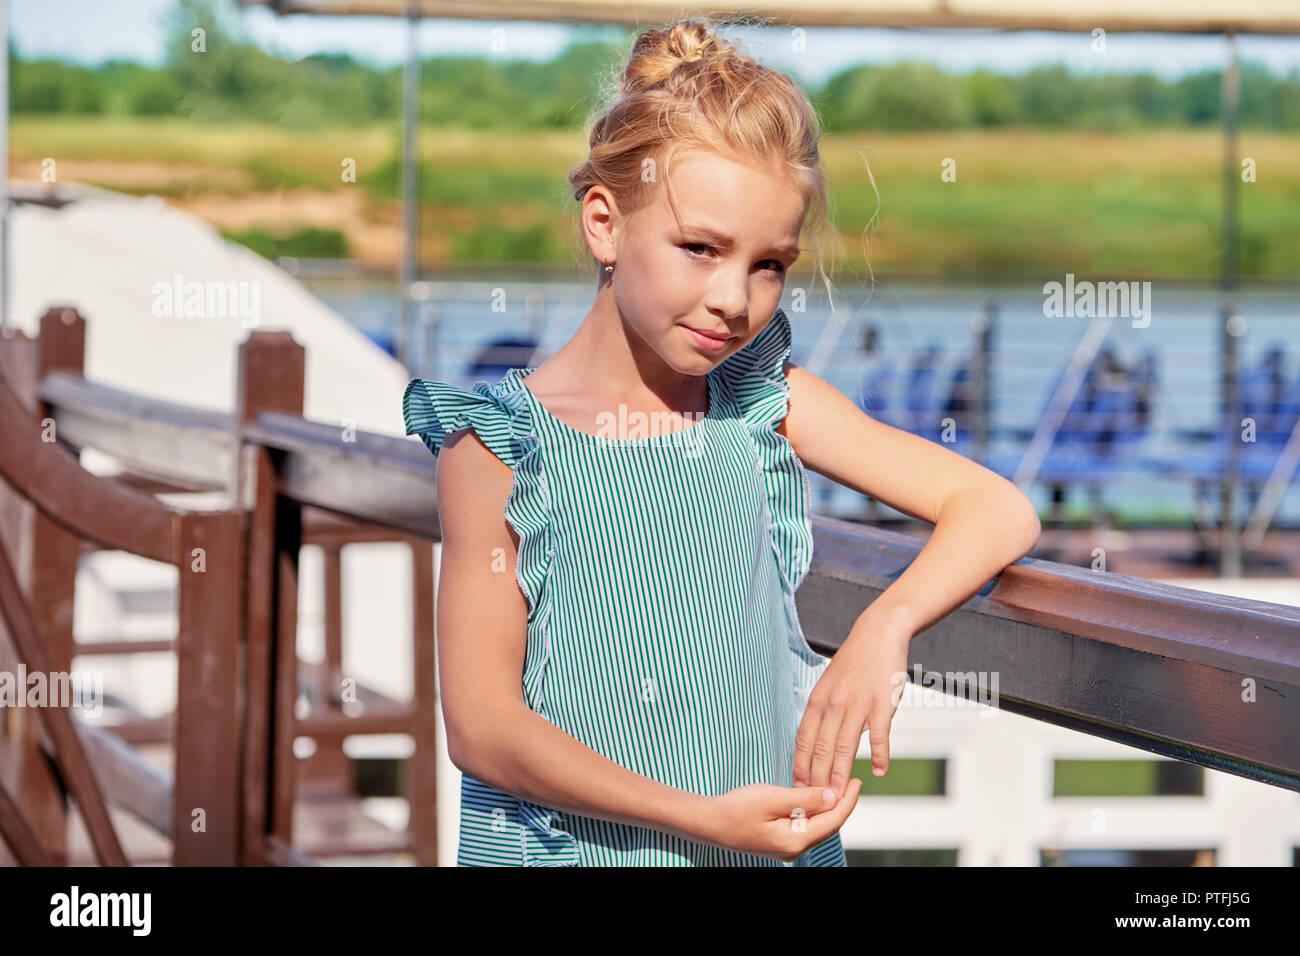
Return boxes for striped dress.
[402,308,847,866]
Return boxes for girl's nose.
[705,275,749,323]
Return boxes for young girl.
[403,18,1040,867]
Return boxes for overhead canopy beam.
[240,0,1300,34]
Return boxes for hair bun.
[622,19,739,94]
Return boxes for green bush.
[449,222,555,263]
[964,69,1017,126]
[129,73,186,115]
[824,61,969,130]
[223,225,350,259]
[12,59,104,113]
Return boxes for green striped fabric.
[403,308,846,867]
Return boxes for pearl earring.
[604,262,614,274]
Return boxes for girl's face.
[589,149,807,376]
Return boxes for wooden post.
[0,777,54,864]
[237,331,305,865]
[172,510,245,865]
[1,307,85,862]
[0,385,127,865]
[0,322,36,867]
[408,537,438,866]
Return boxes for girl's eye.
[682,243,785,276]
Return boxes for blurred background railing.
[356,277,1300,571]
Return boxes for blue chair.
[986,349,1161,487]
[1161,345,1297,485]
[902,343,944,441]
[935,355,984,455]
[466,336,540,384]
[1243,345,1290,447]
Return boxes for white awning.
[235,0,1300,34]
[9,181,412,439]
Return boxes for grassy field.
[12,117,1300,279]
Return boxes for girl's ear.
[581,184,620,263]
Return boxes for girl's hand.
[697,781,863,863]
[793,609,912,796]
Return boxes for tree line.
[8,0,1299,130]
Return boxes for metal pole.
[397,3,420,370]
[973,299,995,466]
[1,0,9,330]
[1221,32,1240,295]
[1219,31,1242,577]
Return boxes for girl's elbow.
[445,722,479,777]
[984,480,1040,556]
[444,699,493,779]
[445,697,520,783]
[1016,497,1042,555]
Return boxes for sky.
[8,0,1300,84]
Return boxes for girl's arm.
[781,359,1042,630]
[779,360,1041,794]
[438,428,834,850]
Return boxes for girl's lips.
[682,325,732,351]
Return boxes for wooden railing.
[800,522,1300,791]
[0,306,1297,868]
[0,308,437,865]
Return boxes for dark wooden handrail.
[0,368,175,563]
[799,520,1300,791]
[37,370,233,493]
[243,411,438,537]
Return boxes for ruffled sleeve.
[402,376,553,620]
[402,375,579,866]
[402,377,530,467]
[711,308,815,592]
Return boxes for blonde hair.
[566,16,858,311]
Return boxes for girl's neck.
[531,285,708,417]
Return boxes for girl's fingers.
[792,705,824,789]
[803,778,863,842]
[867,705,893,777]
[779,785,841,825]
[830,705,870,796]
[809,701,846,791]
